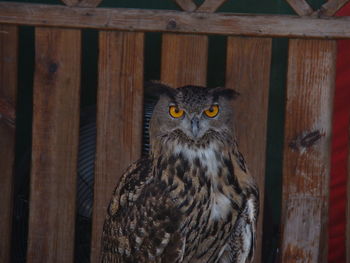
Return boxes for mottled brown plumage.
[101,84,258,263]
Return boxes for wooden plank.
[196,0,228,12]
[281,39,336,263]
[225,37,272,263]
[90,31,144,263]
[2,3,350,39]
[317,0,350,16]
[0,24,18,263]
[0,96,16,129]
[165,0,210,88]
[173,0,197,11]
[27,27,81,263]
[161,34,208,87]
[286,0,314,16]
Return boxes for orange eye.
[169,106,184,118]
[204,105,219,118]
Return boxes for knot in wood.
[166,19,177,30]
[288,130,323,151]
[49,62,58,73]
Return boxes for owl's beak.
[191,117,200,138]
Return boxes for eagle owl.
[101,84,259,263]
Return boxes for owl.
[101,83,259,263]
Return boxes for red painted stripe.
[328,4,350,262]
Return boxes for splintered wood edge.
[285,0,314,16]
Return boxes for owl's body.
[101,85,259,263]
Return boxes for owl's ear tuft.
[211,87,240,101]
[145,81,177,101]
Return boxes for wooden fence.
[0,0,349,262]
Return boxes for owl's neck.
[150,136,246,189]
[172,142,224,175]
[150,132,240,171]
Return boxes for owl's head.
[148,83,239,150]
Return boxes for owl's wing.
[219,189,259,263]
[100,158,185,263]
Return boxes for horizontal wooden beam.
[1,2,350,38]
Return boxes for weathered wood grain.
[164,0,210,88]
[196,0,228,13]
[225,37,272,263]
[0,90,16,129]
[27,27,81,263]
[286,0,314,16]
[281,39,336,263]
[173,0,197,11]
[1,2,350,39]
[90,31,144,263]
[317,0,350,16]
[161,34,208,87]
[0,24,18,263]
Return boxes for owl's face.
[149,85,238,148]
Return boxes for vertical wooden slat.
[225,37,272,263]
[161,34,208,87]
[27,27,81,263]
[90,31,144,263]
[0,24,18,263]
[281,39,336,263]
